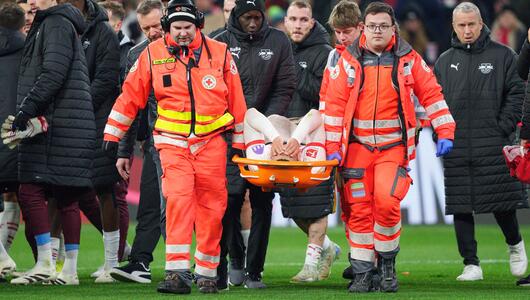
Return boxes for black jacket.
[17,4,96,187]
[434,26,527,214]
[0,28,25,183]
[82,0,121,188]
[287,22,331,118]
[214,14,296,195]
[117,39,157,158]
[517,38,530,139]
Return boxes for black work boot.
[348,271,374,293]
[217,258,229,291]
[197,277,218,294]
[378,256,398,292]
[157,271,192,294]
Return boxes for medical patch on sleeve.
[330,65,340,79]
[129,60,138,73]
[421,59,431,72]
[350,182,366,198]
[230,60,238,75]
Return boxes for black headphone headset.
[160,0,205,31]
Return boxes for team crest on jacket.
[202,75,217,90]
[299,61,307,68]
[258,49,274,60]
[478,63,494,74]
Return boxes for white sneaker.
[509,240,528,277]
[0,255,16,279]
[52,272,79,285]
[318,242,341,280]
[95,270,117,283]
[10,262,54,285]
[290,264,320,283]
[456,265,483,281]
[91,264,104,278]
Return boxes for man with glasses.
[324,2,455,293]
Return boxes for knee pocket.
[390,166,412,200]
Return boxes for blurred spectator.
[399,9,430,63]
[491,5,526,52]
[121,0,143,43]
[267,4,285,31]
[199,0,224,35]
[16,0,35,34]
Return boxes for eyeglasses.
[365,24,392,33]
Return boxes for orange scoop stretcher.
[232,155,339,192]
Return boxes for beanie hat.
[167,0,198,25]
[233,0,265,18]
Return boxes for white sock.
[58,234,66,263]
[0,201,20,251]
[35,233,52,268]
[62,244,79,275]
[241,229,250,251]
[103,230,119,270]
[51,237,60,269]
[322,236,331,250]
[305,243,323,267]
[0,238,9,260]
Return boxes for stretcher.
[232,155,339,192]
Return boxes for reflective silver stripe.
[324,116,343,126]
[195,250,220,264]
[234,122,244,132]
[374,237,400,252]
[374,221,401,236]
[153,135,188,148]
[195,265,217,277]
[319,101,325,111]
[431,114,455,129]
[354,131,402,145]
[232,133,244,144]
[166,244,190,254]
[407,128,416,139]
[189,140,208,154]
[166,260,190,270]
[408,145,415,156]
[104,124,125,139]
[168,11,196,20]
[350,247,375,262]
[403,58,414,76]
[353,119,400,129]
[326,132,341,142]
[109,110,134,126]
[348,230,374,245]
[425,101,448,116]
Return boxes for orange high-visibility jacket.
[104,32,247,152]
[324,35,455,163]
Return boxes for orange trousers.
[158,135,227,278]
[341,143,412,264]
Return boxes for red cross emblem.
[202,75,216,90]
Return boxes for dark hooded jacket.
[434,26,527,214]
[214,11,296,195]
[286,21,331,118]
[17,4,96,187]
[81,0,121,188]
[279,22,333,219]
[0,28,25,183]
[517,38,530,139]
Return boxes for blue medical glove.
[436,139,453,157]
[327,151,342,163]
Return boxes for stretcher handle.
[232,155,339,167]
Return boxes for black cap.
[233,0,265,18]
[167,0,197,25]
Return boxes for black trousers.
[454,210,522,266]
[129,148,163,265]
[219,184,274,277]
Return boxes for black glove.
[102,140,119,160]
[12,111,31,131]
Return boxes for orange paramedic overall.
[104,31,247,278]
[324,34,455,271]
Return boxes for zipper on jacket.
[186,62,196,136]
[373,56,381,146]
[466,51,475,208]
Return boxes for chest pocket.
[191,66,229,116]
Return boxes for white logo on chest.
[478,63,493,74]
[230,47,241,59]
[202,75,217,90]
[450,63,459,71]
[258,49,274,60]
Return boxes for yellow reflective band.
[152,57,176,65]
[157,106,218,122]
[194,112,234,135]
[154,112,234,136]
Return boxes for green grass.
[3,224,530,299]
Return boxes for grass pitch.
[2,224,530,299]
